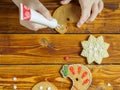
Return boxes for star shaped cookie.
[81,35,110,64]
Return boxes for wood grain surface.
[0,34,120,64]
[0,0,120,33]
[0,0,120,90]
[0,65,120,90]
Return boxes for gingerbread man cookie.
[61,64,92,90]
[32,82,58,90]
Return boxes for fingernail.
[60,1,64,3]
[77,23,81,28]
[77,21,84,28]
[86,21,89,23]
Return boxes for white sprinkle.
[39,86,43,90]
[47,87,51,90]
[13,77,17,81]
[13,85,17,90]
[107,83,111,86]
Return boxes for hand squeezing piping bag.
[19,3,58,29]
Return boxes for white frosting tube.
[20,3,58,28]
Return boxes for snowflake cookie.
[81,35,110,64]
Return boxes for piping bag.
[19,3,67,33]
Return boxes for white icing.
[81,35,110,64]
[94,53,98,58]
[99,48,103,52]
[94,47,97,51]
[96,44,99,48]
[88,45,92,49]
[89,50,92,53]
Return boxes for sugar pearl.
[47,87,51,90]
[39,86,43,90]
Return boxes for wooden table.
[0,0,120,90]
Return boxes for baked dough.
[53,4,80,33]
[81,35,110,64]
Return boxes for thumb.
[37,2,53,20]
[60,0,71,4]
[77,7,91,28]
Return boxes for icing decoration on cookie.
[61,65,68,78]
[61,64,92,90]
[55,25,67,34]
[32,82,58,90]
[69,66,75,75]
[81,35,110,64]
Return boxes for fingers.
[37,2,53,20]
[77,7,91,28]
[98,0,104,13]
[60,0,71,4]
[20,21,47,31]
[86,0,103,22]
[86,3,99,22]
[77,0,104,28]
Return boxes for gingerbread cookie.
[32,82,58,90]
[81,35,110,64]
[55,25,67,34]
[61,64,92,90]
[53,4,80,33]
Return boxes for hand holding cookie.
[61,0,104,28]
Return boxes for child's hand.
[12,0,52,31]
[61,0,104,28]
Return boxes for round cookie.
[61,64,92,90]
[55,25,67,34]
[53,4,80,33]
[32,82,58,90]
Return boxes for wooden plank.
[0,65,119,90]
[0,3,120,33]
[0,34,120,64]
[0,0,58,4]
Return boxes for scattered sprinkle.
[107,83,111,86]
[13,77,17,81]
[64,56,69,61]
